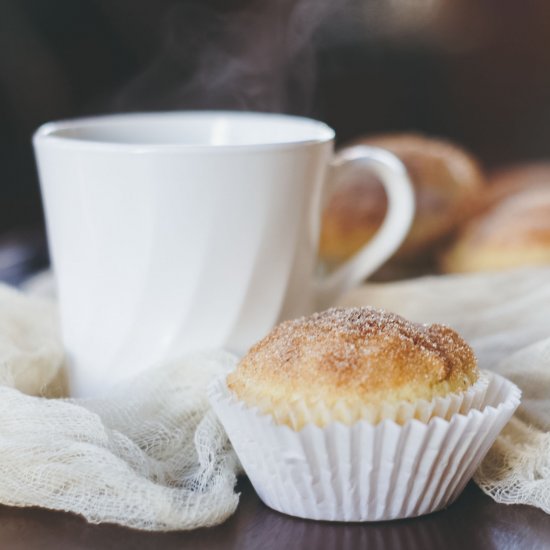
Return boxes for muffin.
[319,134,485,266]
[441,185,550,273]
[228,307,480,429]
[210,307,520,522]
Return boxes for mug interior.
[35,111,335,149]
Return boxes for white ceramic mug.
[34,111,414,396]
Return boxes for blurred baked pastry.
[441,185,550,273]
[319,133,485,265]
[227,306,478,428]
[487,162,550,204]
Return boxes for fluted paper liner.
[209,370,520,522]
[262,370,491,429]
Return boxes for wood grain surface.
[0,479,549,550]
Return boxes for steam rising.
[114,0,352,114]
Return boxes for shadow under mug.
[34,111,415,397]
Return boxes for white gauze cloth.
[0,283,239,530]
[1,266,549,530]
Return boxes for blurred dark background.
[1,0,550,239]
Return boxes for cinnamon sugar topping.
[228,306,478,409]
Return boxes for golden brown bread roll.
[228,306,478,428]
[441,168,550,273]
[487,162,550,204]
[319,133,486,265]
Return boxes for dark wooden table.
[1,230,549,550]
[0,479,549,550]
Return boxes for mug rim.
[33,110,335,153]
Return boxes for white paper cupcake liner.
[264,370,492,429]
[208,370,520,522]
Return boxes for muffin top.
[228,307,478,410]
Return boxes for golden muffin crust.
[441,186,550,273]
[228,307,478,426]
[319,133,485,264]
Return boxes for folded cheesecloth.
[0,267,549,531]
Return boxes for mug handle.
[316,145,415,308]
